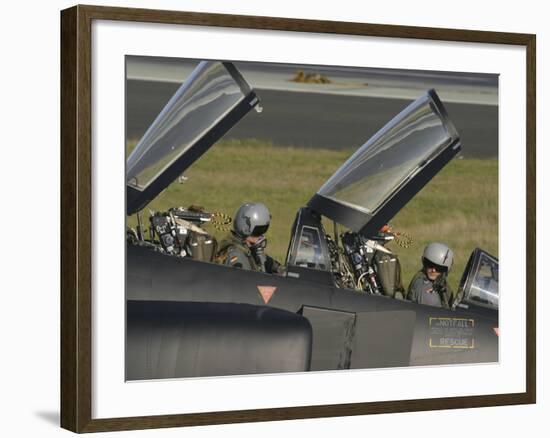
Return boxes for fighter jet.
[125,61,499,380]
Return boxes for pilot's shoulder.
[225,246,250,268]
[409,270,426,286]
[408,271,428,297]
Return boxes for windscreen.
[317,91,458,214]
[126,61,252,191]
[294,226,328,270]
[465,252,499,310]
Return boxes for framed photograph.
[60,4,536,433]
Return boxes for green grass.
[127,139,498,294]
[387,157,498,291]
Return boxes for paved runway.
[128,57,498,104]
[127,80,497,157]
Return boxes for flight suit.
[215,232,283,274]
[216,232,259,271]
[407,270,453,309]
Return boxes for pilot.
[215,202,283,274]
[407,242,454,308]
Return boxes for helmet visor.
[251,224,269,236]
[422,258,448,273]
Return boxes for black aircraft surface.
[125,61,499,380]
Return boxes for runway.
[127,81,497,157]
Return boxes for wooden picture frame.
[60,4,536,433]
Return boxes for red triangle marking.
[493,327,500,336]
[257,286,277,304]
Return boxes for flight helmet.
[422,242,453,271]
[233,202,271,238]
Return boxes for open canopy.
[126,61,260,215]
[308,89,461,236]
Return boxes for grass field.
[127,139,498,293]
